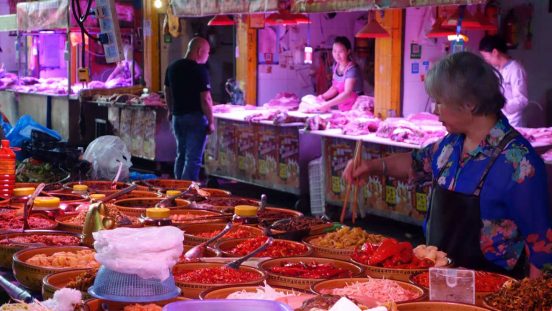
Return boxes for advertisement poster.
[361,143,386,211]
[278,127,300,188]
[383,146,417,219]
[236,123,258,180]
[324,138,354,203]
[217,119,237,176]
[119,108,133,155]
[131,109,145,158]
[257,125,279,184]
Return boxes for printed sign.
[411,62,420,74]
[410,43,422,59]
[324,138,354,202]
[257,125,279,183]
[279,127,300,187]
[236,123,257,180]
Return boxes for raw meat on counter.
[213,104,244,113]
[299,95,325,113]
[142,92,165,106]
[305,110,380,135]
[244,109,306,125]
[376,112,446,146]
[517,127,552,146]
[4,76,132,95]
[263,92,300,110]
[0,73,17,90]
[351,95,375,113]
[541,148,552,163]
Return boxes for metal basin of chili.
[173,267,262,284]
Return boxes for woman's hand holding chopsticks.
[342,159,376,186]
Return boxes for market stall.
[0,180,548,310]
[205,107,321,199]
[0,0,141,144]
[80,89,176,162]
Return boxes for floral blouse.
[411,115,552,270]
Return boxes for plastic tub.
[162,299,293,311]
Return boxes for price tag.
[238,156,245,170]
[386,185,397,205]
[416,192,428,212]
[331,176,341,194]
[429,268,475,304]
[279,163,288,179]
[258,159,267,175]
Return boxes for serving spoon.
[183,222,233,260]
[225,237,273,270]
[155,182,208,208]
[22,183,46,230]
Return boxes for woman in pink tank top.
[314,36,364,112]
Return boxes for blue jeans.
[171,113,208,181]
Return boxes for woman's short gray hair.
[424,51,505,116]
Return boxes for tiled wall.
[401,6,484,117]
[257,12,365,105]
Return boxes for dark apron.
[426,130,528,279]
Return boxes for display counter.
[0,90,80,143]
[309,126,552,225]
[309,129,425,225]
[205,111,321,198]
[87,100,175,162]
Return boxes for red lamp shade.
[426,17,456,38]
[355,13,389,39]
[208,15,234,26]
[265,13,297,26]
[292,13,310,24]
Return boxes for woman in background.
[311,36,363,112]
[479,35,528,127]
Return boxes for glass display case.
[6,0,141,96]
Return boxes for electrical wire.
[70,0,99,67]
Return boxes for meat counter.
[205,111,322,205]
[309,129,426,225]
[309,127,552,225]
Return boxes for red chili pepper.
[417,258,435,268]
[367,238,399,266]
[396,242,414,264]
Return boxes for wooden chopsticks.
[340,140,363,224]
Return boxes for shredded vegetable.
[320,279,420,303]
[226,282,300,300]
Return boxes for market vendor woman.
[312,36,363,112]
[343,52,551,278]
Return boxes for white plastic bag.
[83,135,132,181]
[93,227,184,281]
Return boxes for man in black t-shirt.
[164,37,214,181]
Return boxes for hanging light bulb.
[447,33,469,42]
[153,0,162,9]
[355,11,390,39]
